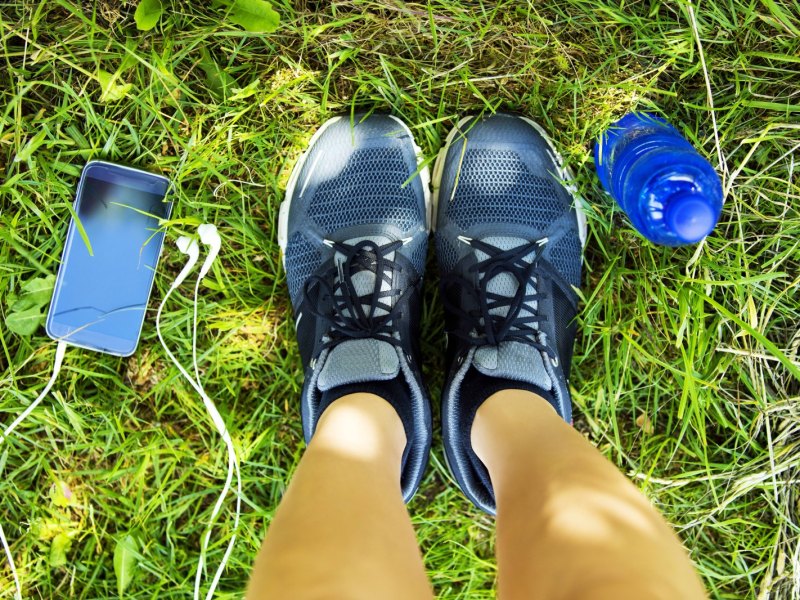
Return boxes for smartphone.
[46,161,172,356]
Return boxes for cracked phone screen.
[47,166,171,356]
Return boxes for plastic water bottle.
[594,112,723,246]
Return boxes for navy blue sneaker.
[278,114,432,501]
[433,113,587,513]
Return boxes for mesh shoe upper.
[281,114,432,502]
[435,113,585,513]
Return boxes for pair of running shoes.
[277,113,587,513]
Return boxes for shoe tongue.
[317,339,400,391]
[473,342,551,390]
[317,235,401,392]
[471,236,552,391]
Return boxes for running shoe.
[433,113,587,513]
[278,114,432,501]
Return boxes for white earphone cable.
[190,274,241,600]
[0,521,22,600]
[1,340,68,600]
[0,231,236,599]
[156,252,240,600]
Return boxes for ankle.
[471,389,561,474]
[313,393,407,464]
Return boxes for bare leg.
[472,389,707,600]
[246,393,433,600]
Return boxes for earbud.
[197,224,221,279]
[173,235,200,289]
[156,222,238,600]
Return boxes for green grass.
[1,0,799,598]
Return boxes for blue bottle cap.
[665,194,716,243]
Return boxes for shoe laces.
[442,237,556,359]
[303,239,412,352]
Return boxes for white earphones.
[197,224,220,279]
[173,236,200,289]
[0,223,231,600]
[156,223,240,600]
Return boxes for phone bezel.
[45,160,172,357]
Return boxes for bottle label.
[607,125,666,169]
